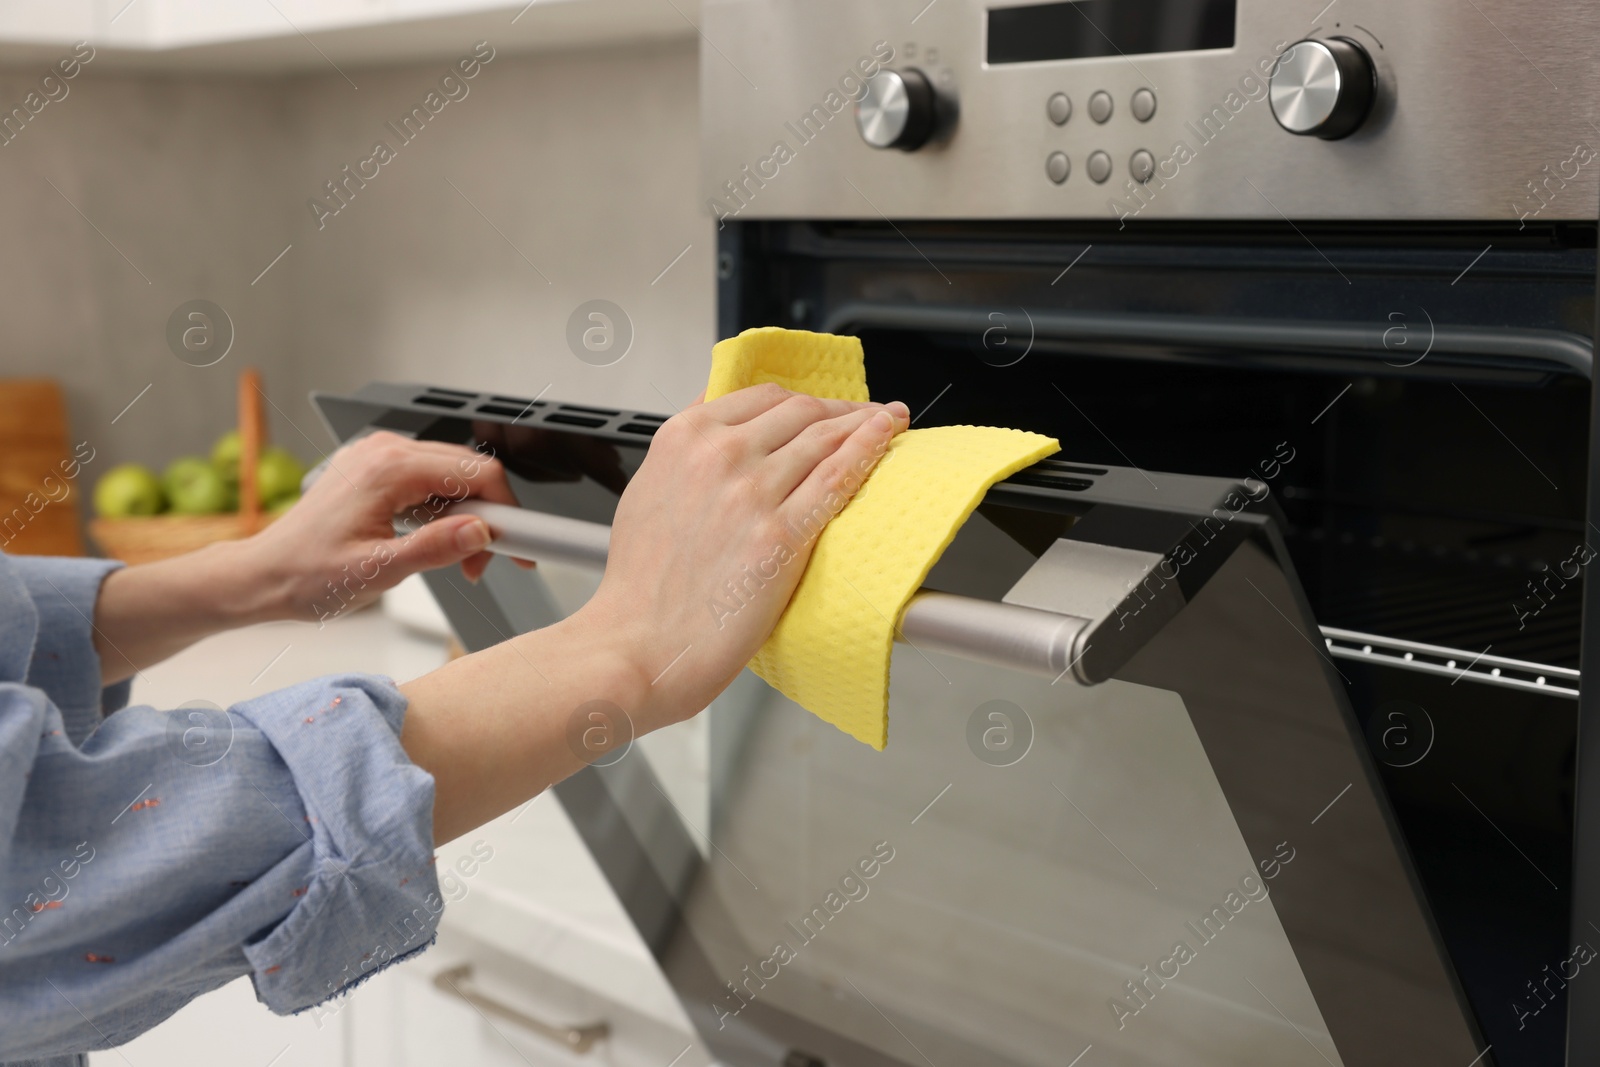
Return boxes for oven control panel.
[702,0,1600,220]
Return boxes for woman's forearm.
[397,604,656,844]
[93,539,287,685]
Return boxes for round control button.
[1130,149,1155,183]
[1269,38,1377,140]
[1047,92,1072,125]
[1088,91,1113,123]
[1046,151,1071,184]
[1087,150,1112,183]
[1131,88,1157,122]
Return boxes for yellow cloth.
[706,327,1060,749]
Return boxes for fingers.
[781,408,901,533]
[342,435,520,517]
[696,381,799,426]
[382,514,495,579]
[744,394,900,455]
[766,404,906,497]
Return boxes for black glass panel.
[988,0,1236,64]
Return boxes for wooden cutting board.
[0,379,87,556]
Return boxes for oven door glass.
[679,652,1335,1067]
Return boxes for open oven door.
[316,382,1490,1067]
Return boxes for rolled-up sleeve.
[8,556,130,726]
[0,560,442,1061]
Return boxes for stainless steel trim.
[432,964,610,1054]
[1321,625,1580,698]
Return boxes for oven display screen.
[987,0,1236,64]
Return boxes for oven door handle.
[446,500,1104,681]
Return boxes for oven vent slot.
[424,386,476,399]
[1010,468,1093,491]
[557,404,621,417]
[617,423,659,436]
[1035,460,1109,476]
[475,402,538,419]
[488,394,535,405]
[545,412,610,428]
[630,413,669,423]
[413,394,468,410]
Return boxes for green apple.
[256,447,306,506]
[210,430,243,486]
[94,464,166,517]
[163,456,231,515]
[267,492,300,515]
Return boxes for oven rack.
[1321,626,1580,699]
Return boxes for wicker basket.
[89,368,279,565]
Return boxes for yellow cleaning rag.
[706,327,1060,749]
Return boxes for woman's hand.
[400,384,908,842]
[247,431,525,624]
[578,385,909,731]
[93,432,525,683]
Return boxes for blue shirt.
[0,554,441,1064]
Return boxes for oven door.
[316,383,1487,1067]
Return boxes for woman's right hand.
[580,383,909,731]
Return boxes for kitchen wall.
[0,35,708,483]
[0,63,299,475]
[281,37,712,427]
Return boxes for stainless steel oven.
[316,2,1600,1065]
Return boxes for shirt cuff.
[9,556,125,737]
[230,674,442,1013]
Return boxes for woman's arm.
[92,384,906,842]
[402,385,908,842]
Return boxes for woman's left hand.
[248,431,525,623]
[94,432,526,682]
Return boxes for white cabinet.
[0,0,693,72]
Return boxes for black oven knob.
[1268,38,1376,140]
[856,68,942,151]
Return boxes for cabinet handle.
[433,963,610,1054]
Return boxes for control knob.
[1268,37,1376,140]
[856,68,948,151]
